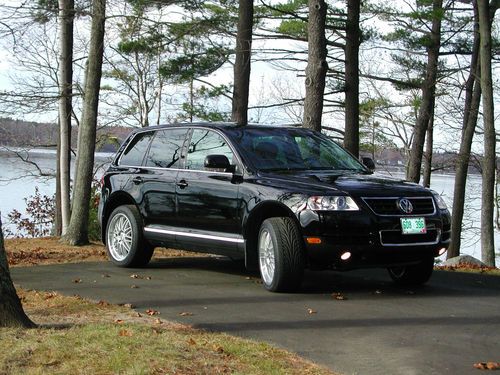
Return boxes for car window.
[145,128,187,169]
[226,127,365,172]
[119,131,154,166]
[186,129,234,170]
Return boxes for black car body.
[99,123,451,292]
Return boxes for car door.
[139,128,189,230]
[175,128,243,256]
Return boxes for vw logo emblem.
[398,198,413,214]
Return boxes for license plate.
[400,217,426,234]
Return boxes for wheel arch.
[101,191,139,244]
[243,201,302,270]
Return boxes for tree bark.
[303,0,328,132]
[422,103,434,188]
[406,0,443,183]
[231,0,253,126]
[0,218,36,328]
[62,0,105,245]
[343,0,360,156]
[58,0,74,235]
[448,4,481,260]
[478,0,496,267]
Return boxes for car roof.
[127,122,305,135]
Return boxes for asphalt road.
[11,257,500,375]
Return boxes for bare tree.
[0,217,35,328]
[406,0,443,183]
[63,0,106,245]
[478,0,497,267]
[303,0,328,131]
[58,0,74,234]
[343,0,360,156]
[231,0,253,126]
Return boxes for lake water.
[0,149,498,264]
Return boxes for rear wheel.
[388,256,434,286]
[106,205,154,267]
[258,217,304,292]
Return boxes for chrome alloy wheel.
[107,213,133,261]
[259,229,276,286]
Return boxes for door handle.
[132,176,143,185]
[176,180,188,189]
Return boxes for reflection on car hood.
[257,171,431,197]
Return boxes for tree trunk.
[422,104,434,188]
[0,218,36,328]
[231,0,253,126]
[343,0,360,156]
[58,0,74,235]
[448,5,481,260]
[54,140,63,236]
[478,0,496,267]
[406,0,442,183]
[303,0,327,132]
[62,0,106,246]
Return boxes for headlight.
[430,190,448,210]
[307,196,359,211]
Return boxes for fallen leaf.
[146,309,160,316]
[307,308,317,314]
[474,362,500,370]
[131,285,139,289]
[97,300,110,306]
[332,292,347,300]
[152,327,162,335]
[72,278,82,284]
[154,318,163,325]
[101,274,111,278]
[213,345,224,354]
[374,290,383,295]
[145,276,152,280]
[130,274,141,279]
[119,329,132,337]
[133,312,142,318]
[123,303,135,309]
[188,338,197,345]
[114,319,124,324]
[179,312,194,317]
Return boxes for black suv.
[98,123,451,292]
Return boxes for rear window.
[119,131,154,166]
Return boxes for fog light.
[438,247,447,256]
[306,237,322,244]
[340,251,351,261]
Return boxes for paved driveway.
[11,257,500,375]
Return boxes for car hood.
[257,171,431,197]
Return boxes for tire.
[105,205,154,267]
[258,217,305,292]
[388,256,434,286]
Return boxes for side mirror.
[204,154,231,171]
[362,157,376,171]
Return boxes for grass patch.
[1,290,335,375]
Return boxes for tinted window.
[119,131,154,166]
[226,128,366,172]
[145,129,187,168]
[186,129,234,170]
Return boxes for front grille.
[380,229,440,246]
[362,197,435,216]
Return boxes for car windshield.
[226,127,367,173]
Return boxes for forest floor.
[3,237,335,375]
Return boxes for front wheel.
[105,205,154,267]
[258,217,305,292]
[388,256,434,286]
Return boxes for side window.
[119,131,154,166]
[186,129,234,170]
[145,128,187,169]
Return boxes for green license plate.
[400,217,426,234]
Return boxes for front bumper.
[299,208,451,270]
